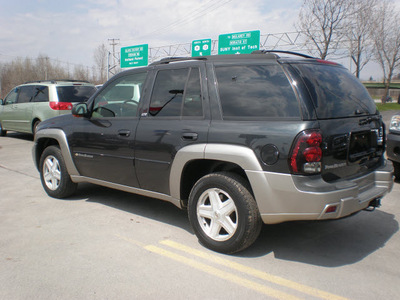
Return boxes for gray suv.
[0,80,96,136]
[33,52,394,253]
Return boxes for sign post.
[192,39,212,57]
[218,30,260,55]
[120,44,148,68]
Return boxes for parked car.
[33,52,394,254]
[0,80,96,136]
[387,114,400,179]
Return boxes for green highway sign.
[120,44,148,68]
[192,39,212,57]
[218,30,260,55]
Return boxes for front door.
[70,71,147,187]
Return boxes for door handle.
[118,129,131,137]
[182,132,198,141]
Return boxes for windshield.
[291,63,377,119]
[56,85,96,103]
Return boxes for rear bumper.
[246,160,394,224]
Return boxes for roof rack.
[23,79,91,84]
[251,50,316,59]
[149,56,208,66]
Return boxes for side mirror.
[72,103,89,118]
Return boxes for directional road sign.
[218,30,260,55]
[192,39,212,57]
[120,44,148,68]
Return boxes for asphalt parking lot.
[1,113,399,299]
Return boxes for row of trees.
[297,0,400,102]
[0,54,107,98]
[1,0,400,101]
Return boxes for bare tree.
[371,0,400,103]
[346,0,377,78]
[297,0,352,59]
[93,44,108,84]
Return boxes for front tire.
[0,122,6,136]
[39,146,77,198]
[188,172,262,254]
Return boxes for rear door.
[289,62,384,182]
[135,63,210,195]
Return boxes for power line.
[124,0,234,45]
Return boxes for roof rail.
[149,56,208,66]
[23,79,91,84]
[252,50,316,59]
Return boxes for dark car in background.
[387,114,400,179]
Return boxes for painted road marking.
[144,244,301,300]
[117,235,348,300]
[160,240,348,300]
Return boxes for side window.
[17,86,34,103]
[4,88,19,105]
[33,86,49,102]
[183,68,203,117]
[92,72,146,118]
[215,65,300,119]
[149,67,203,117]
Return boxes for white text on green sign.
[218,30,260,55]
[121,44,148,68]
[192,39,212,57]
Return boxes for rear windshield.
[291,63,377,119]
[215,64,300,119]
[56,85,96,103]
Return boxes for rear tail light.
[50,102,73,110]
[290,130,323,174]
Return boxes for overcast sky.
[0,0,399,80]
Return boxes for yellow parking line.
[144,244,302,300]
[160,240,348,300]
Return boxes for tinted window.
[92,72,146,118]
[215,65,300,119]
[183,68,203,117]
[18,86,34,103]
[57,86,96,103]
[292,63,377,119]
[33,86,49,102]
[149,68,188,117]
[149,68,202,117]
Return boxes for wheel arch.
[33,129,80,176]
[170,144,262,207]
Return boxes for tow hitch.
[364,198,381,212]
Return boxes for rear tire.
[188,172,262,254]
[39,146,77,198]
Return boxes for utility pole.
[108,38,120,78]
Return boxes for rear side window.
[215,65,300,119]
[56,86,96,103]
[149,68,203,117]
[33,86,49,102]
[291,63,377,119]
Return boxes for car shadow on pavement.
[240,209,398,267]
[67,183,398,266]
[70,183,192,233]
